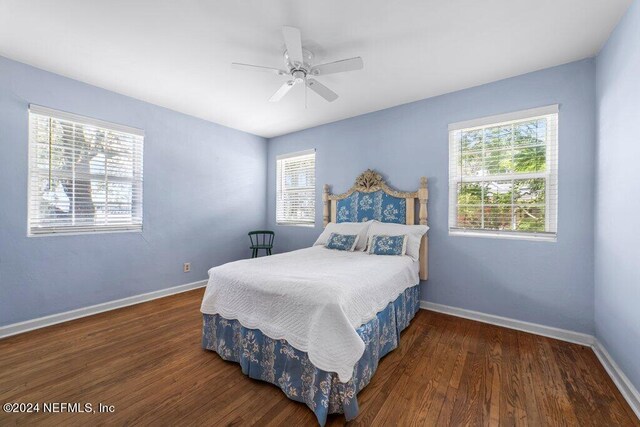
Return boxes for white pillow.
[366,221,429,261]
[314,221,372,251]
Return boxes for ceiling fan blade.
[306,78,338,102]
[282,26,304,66]
[232,63,287,75]
[311,57,363,76]
[269,80,295,102]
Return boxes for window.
[28,105,144,235]
[448,105,558,241]
[276,149,316,226]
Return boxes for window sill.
[28,228,143,238]
[449,229,557,242]
[276,223,316,228]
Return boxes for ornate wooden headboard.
[322,169,429,280]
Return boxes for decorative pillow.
[367,234,408,256]
[325,233,359,251]
[314,221,372,251]
[366,221,429,261]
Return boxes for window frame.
[275,149,316,227]
[27,105,144,237]
[448,105,559,242]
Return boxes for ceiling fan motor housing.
[284,48,313,74]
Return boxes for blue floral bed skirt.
[201,284,420,426]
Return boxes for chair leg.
[268,248,272,256]
[251,249,256,258]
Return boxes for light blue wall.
[0,56,267,326]
[595,0,640,391]
[267,59,597,334]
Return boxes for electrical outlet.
[183,262,191,273]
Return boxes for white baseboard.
[592,340,640,419]
[420,300,594,346]
[420,300,639,420]
[0,279,207,339]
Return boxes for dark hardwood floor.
[0,289,637,426]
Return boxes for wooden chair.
[248,230,274,258]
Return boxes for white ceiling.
[0,0,631,138]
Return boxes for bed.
[201,170,429,425]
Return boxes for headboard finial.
[354,169,384,192]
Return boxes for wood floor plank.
[532,334,581,426]
[353,323,437,426]
[435,319,481,426]
[369,315,449,426]
[516,331,545,426]
[483,324,503,427]
[0,289,637,426]
[408,315,470,426]
[574,344,640,426]
[499,328,526,427]
[549,338,606,427]
[448,320,488,427]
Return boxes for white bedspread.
[200,246,419,382]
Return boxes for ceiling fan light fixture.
[292,70,306,83]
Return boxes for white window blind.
[276,149,316,226]
[28,105,144,235]
[448,105,558,241]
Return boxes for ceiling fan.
[232,26,364,103]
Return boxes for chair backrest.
[248,230,275,247]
